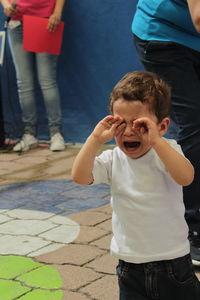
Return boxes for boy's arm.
[153,138,194,186]
[71,115,125,185]
[71,135,103,185]
[133,117,194,186]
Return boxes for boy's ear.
[159,117,170,136]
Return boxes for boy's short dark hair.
[109,71,171,122]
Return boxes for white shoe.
[50,133,65,151]
[13,134,38,152]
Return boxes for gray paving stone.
[5,209,54,220]
[0,214,12,224]
[39,224,80,243]
[0,235,50,255]
[28,243,66,257]
[0,207,81,256]
[0,219,57,235]
[0,209,9,214]
[47,215,79,225]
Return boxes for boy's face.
[113,99,164,159]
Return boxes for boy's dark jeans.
[117,254,200,300]
[133,35,200,233]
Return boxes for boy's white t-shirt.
[92,138,190,263]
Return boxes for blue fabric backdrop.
[0,0,142,143]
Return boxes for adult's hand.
[47,13,61,32]
[1,0,17,17]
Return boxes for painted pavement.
[0,146,198,300]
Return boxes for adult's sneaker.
[189,231,200,266]
[50,133,65,151]
[13,134,38,152]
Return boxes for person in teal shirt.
[132,0,200,266]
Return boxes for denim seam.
[144,267,159,300]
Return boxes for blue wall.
[0,0,142,143]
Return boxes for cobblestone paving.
[0,145,118,300]
[0,145,199,300]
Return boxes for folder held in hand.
[23,15,64,55]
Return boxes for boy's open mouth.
[124,141,141,151]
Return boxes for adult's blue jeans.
[8,25,62,136]
[134,35,200,233]
[117,254,200,300]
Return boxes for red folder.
[23,15,64,55]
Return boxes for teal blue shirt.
[132,0,200,52]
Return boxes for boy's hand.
[132,117,161,146]
[92,115,125,144]
[132,117,194,186]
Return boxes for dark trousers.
[134,35,200,232]
[117,254,200,300]
[0,82,5,146]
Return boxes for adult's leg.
[134,36,200,237]
[36,53,62,136]
[8,25,37,136]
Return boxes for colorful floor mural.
[0,177,111,299]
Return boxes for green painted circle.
[0,255,63,300]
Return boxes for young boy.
[72,71,200,300]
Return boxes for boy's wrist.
[89,134,104,147]
[151,137,165,150]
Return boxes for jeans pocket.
[167,255,196,286]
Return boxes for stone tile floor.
[0,143,199,300]
[0,143,117,300]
